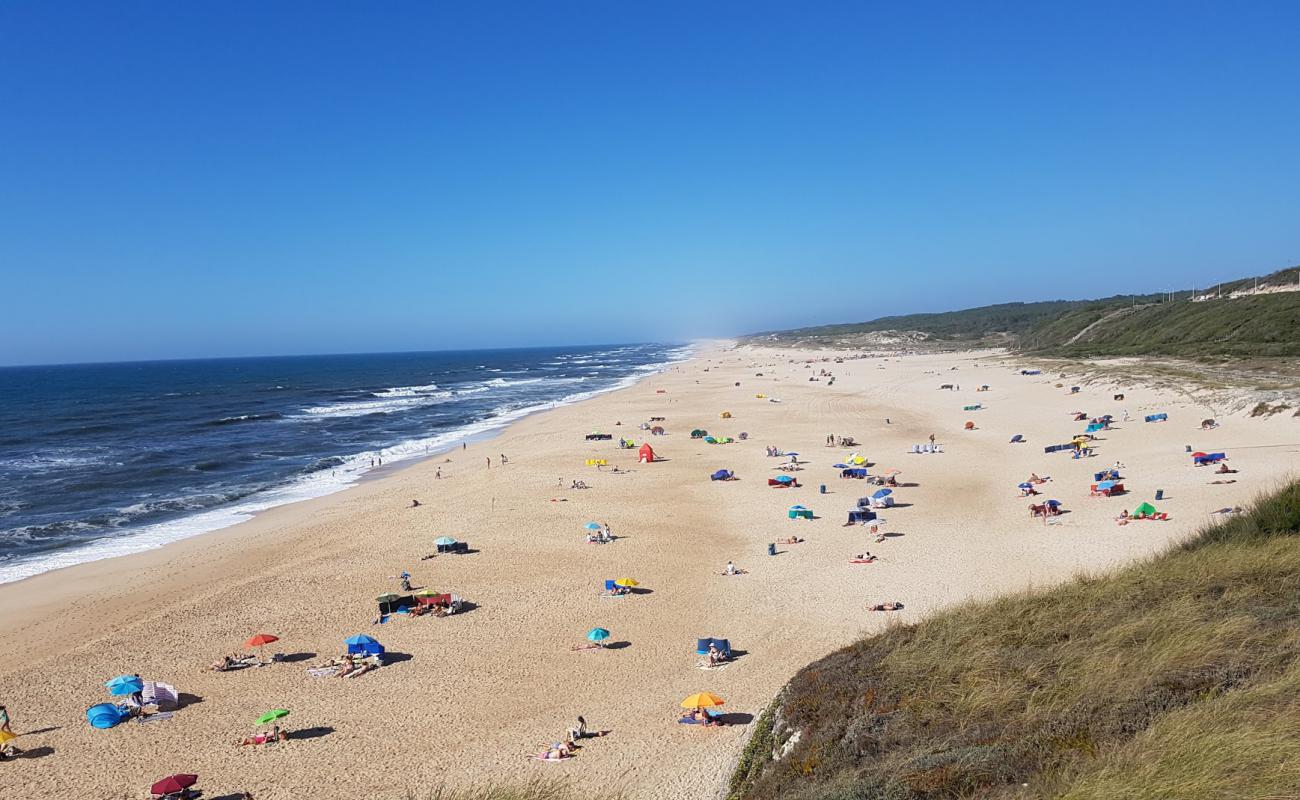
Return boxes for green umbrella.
[256,709,290,725]
[376,593,401,603]
[434,536,458,546]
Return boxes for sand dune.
[1,346,1295,799]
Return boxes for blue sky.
[2,2,1298,365]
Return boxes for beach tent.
[703,436,717,443]
[841,467,867,479]
[638,443,656,463]
[691,429,708,439]
[710,469,734,481]
[720,411,732,418]
[1144,413,1168,423]
[86,703,130,729]
[1010,434,1024,443]
[1085,422,1106,433]
[964,421,976,430]
[651,426,665,435]
[847,509,876,524]
[695,637,732,657]
[768,475,796,487]
[963,404,982,411]
[344,634,385,657]
[1133,502,1159,517]
[788,505,813,520]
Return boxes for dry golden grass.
[731,482,1300,800]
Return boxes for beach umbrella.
[1046,500,1061,507]
[882,468,902,476]
[244,633,279,655]
[150,775,198,796]
[344,634,378,647]
[584,522,602,530]
[1191,451,1207,458]
[586,627,611,643]
[255,709,289,725]
[376,593,401,603]
[414,588,440,598]
[614,578,638,588]
[434,536,458,546]
[786,452,799,456]
[1018,482,1033,490]
[872,489,893,499]
[106,676,142,696]
[680,692,725,709]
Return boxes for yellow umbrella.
[680,692,725,709]
[614,578,639,588]
[0,730,17,745]
[413,589,440,598]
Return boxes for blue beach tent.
[695,637,732,656]
[710,469,734,481]
[86,703,130,729]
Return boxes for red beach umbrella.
[151,774,198,795]
[244,633,279,659]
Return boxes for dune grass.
[730,481,1300,800]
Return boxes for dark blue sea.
[0,343,689,583]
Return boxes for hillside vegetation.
[743,268,1300,360]
[729,481,1300,800]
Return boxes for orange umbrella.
[244,633,279,655]
[680,692,725,709]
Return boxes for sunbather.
[869,602,904,611]
[851,553,877,563]
[776,536,803,544]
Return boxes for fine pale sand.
[1,346,1296,799]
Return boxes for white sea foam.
[0,346,694,585]
[299,390,454,418]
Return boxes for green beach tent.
[1133,502,1158,517]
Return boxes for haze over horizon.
[3,2,1299,367]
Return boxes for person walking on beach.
[0,704,12,734]
[435,468,441,479]
[929,433,936,447]
[500,453,509,464]
[486,457,491,469]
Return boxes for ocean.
[0,343,689,584]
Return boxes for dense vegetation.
[728,481,1300,800]
[743,268,1300,360]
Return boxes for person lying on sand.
[1216,464,1238,474]
[532,742,574,761]
[1210,479,1237,485]
[571,643,604,652]
[869,602,904,611]
[851,553,877,563]
[776,536,803,544]
[680,708,721,726]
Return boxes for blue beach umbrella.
[872,488,893,499]
[1018,482,1033,490]
[786,452,799,456]
[1046,500,1062,508]
[344,634,378,647]
[1097,480,1116,490]
[434,536,458,546]
[584,522,602,530]
[586,627,611,643]
[106,676,142,696]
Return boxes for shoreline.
[0,347,694,587]
[3,344,1295,799]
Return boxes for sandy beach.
[1,345,1296,799]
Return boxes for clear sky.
[2,2,1298,365]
